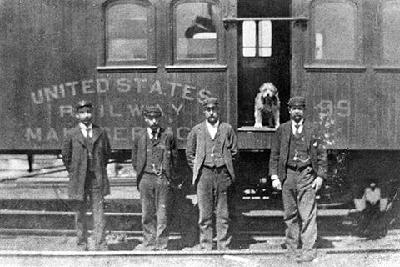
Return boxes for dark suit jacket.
[186,121,238,185]
[61,124,111,200]
[131,127,177,189]
[269,120,327,183]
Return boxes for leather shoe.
[135,243,156,251]
[296,252,317,263]
[77,242,88,251]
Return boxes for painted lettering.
[182,85,195,100]
[109,105,123,117]
[43,86,59,102]
[31,90,44,104]
[46,128,59,141]
[114,127,128,141]
[116,78,131,93]
[150,80,162,95]
[168,82,181,97]
[127,104,142,117]
[59,105,73,117]
[58,84,65,98]
[171,103,184,116]
[134,78,147,93]
[315,99,351,118]
[65,81,78,96]
[96,78,109,93]
[25,128,42,141]
[82,79,94,94]
[337,100,351,117]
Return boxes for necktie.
[152,129,158,140]
[86,127,93,157]
[294,124,301,137]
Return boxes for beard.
[207,116,218,124]
[150,124,159,130]
[291,114,303,123]
[81,118,92,125]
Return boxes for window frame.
[307,0,363,66]
[241,20,272,58]
[377,0,400,66]
[103,0,156,66]
[170,0,224,65]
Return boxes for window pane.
[176,3,218,60]
[314,2,356,61]
[258,20,272,57]
[107,3,148,62]
[382,1,400,63]
[242,21,256,57]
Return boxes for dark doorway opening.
[237,0,291,127]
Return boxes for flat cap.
[202,97,219,107]
[288,96,306,107]
[143,105,162,117]
[75,100,93,110]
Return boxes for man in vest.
[269,96,327,262]
[62,100,111,251]
[186,97,238,250]
[132,105,177,250]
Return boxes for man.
[269,96,327,262]
[186,97,238,250]
[131,105,177,250]
[62,100,111,251]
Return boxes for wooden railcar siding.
[0,0,236,150]
[0,0,101,150]
[292,0,400,149]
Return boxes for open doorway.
[237,0,291,127]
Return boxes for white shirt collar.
[147,127,160,139]
[206,120,219,129]
[79,123,93,138]
[206,120,219,139]
[291,119,304,134]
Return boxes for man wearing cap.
[131,105,177,250]
[269,96,327,262]
[186,97,238,250]
[62,100,111,251]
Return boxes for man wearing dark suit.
[269,96,327,262]
[132,105,177,250]
[186,98,238,250]
[62,100,111,251]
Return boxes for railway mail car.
[2,0,400,198]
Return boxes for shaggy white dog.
[254,83,280,129]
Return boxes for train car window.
[312,1,357,61]
[382,1,400,64]
[242,21,256,57]
[105,0,153,64]
[242,20,272,57]
[258,21,272,57]
[174,1,220,61]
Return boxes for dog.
[254,83,280,129]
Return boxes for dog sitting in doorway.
[254,83,280,129]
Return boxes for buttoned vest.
[287,131,311,168]
[203,132,225,168]
[144,134,165,174]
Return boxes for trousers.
[282,168,317,252]
[197,166,232,250]
[139,173,170,249]
[75,172,106,249]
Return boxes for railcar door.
[237,0,291,127]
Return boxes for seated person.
[355,181,387,239]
